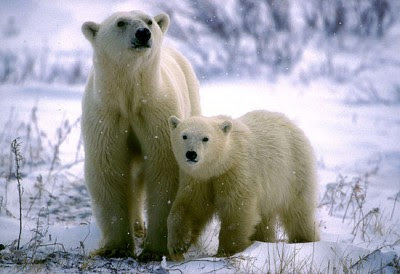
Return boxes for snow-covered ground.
[0,78,399,273]
[0,0,400,273]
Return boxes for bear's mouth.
[186,159,198,164]
[130,44,151,49]
[130,39,152,50]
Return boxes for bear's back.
[236,111,303,202]
[238,110,294,154]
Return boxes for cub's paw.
[137,249,164,262]
[216,247,237,258]
[90,247,134,258]
[215,251,230,258]
[168,239,190,262]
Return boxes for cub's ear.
[220,120,232,134]
[168,116,181,130]
[82,21,99,43]
[154,13,170,34]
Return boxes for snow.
[0,0,156,51]
[0,78,399,272]
[0,0,399,272]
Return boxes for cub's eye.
[147,19,153,25]
[202,137,209,142]
[117,21,127,27]
[182,135,187,140]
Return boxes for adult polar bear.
[81,10,201,260]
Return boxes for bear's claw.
[90,247,135,258]
[169,251,185,262]
[137,249,164,262]
[168,241,190,262]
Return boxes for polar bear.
[167,111,319,261]
[81,10,201,260]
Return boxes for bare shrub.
[11,138,23,250]
[0,49,90,85]
[302,0,397,37]
[160,0,303,79]
[318,164,394,245]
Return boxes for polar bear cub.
[167,110,319,261]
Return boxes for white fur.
[167,111,319,261]
[81,10,201,258]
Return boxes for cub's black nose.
[186,151,197,162]
[135,28,151,43]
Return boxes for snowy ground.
[0,0,400,272]
[0,78,399,273]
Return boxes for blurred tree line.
[161,0,398,79]
[0,0,398,84]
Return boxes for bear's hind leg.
[281,195,319,243]
[251,214,276,242]
[283,135,319,243]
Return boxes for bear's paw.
[90,247,135,258]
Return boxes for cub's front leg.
[167,206,192,262]
[167,174,213,261]
[215,177,259,257]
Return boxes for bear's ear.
[154,13,170,34]
[82,21,99,43]
[220,120,232,134]
[168,116,181,130]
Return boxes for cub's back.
[239,110,295,158]
[237,111,301,201]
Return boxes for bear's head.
[82,10,169,65]
[168,115,233,179]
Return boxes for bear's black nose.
[186,151,198,162]
[135,28,151,43]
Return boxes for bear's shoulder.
[239,110,293,129]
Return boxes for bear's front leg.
[216,196,259,257]
[168,173,214,262]
[167,207,192,262]
[86,157,136,258]
[138,154,180,261]
[83,116,137,258]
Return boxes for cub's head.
[168,116,233,179]
[82,10,169,64]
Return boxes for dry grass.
[0,105,399,273]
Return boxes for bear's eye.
[202,137,209,142]
[147,19,153,25]
[182,135,187,140]
[117,20,127,28]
